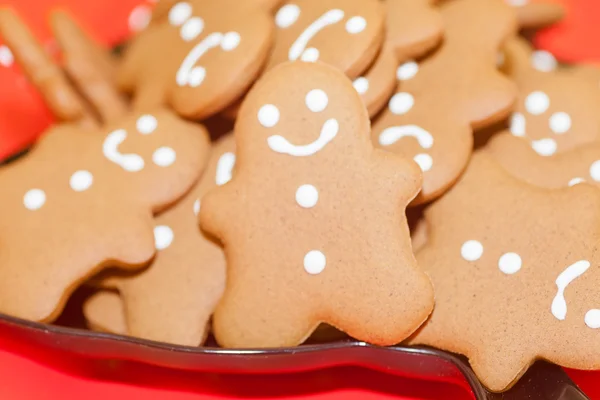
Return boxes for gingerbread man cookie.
[410,152,600,392]
[0,109,209,322]
[90,134,234,346]
[200,61,433,348]
[118,0,274,120]
[502,37,600,157]
[372,0,517,204]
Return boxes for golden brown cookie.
[0,109,209,322]
[84,290,128,335]
[505,0,564,29]
[411,152,600,392]
[200,61,433,348]
[372,0,517,204]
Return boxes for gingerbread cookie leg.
[84,290,128,335]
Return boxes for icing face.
[266,0,384,77]
[118,1,274,120]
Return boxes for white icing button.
[461,240,483,261]
[549,112,571,134]
[345,16,366,34]
[396,61,419,81]
[568,177,585,186]
[498,252,522,274]
[305,89,328,112]
[128,4,152,32]
[525,91,550,115]
[221,32,241,51]
[70,170,94,192]
[24,189,46,210]
[152,147,176,167]
[389,92,414,115]
[154,225,174,250]
[531,138,557,156]
[531,50,557,72]
[275,4,300,28]
[590,160,600,182]
[353,77,369,94]
[258,104,280,128]
[413,153,433,172]
[193,199,201,216]
[585,309,600,329]
[300,47,319,62]
[0,45,14,67]
[510,112,526,137]
[304,250,326,274]
[295,184,319,208]
[180,17,204,41]
[168,2,192,26]
[136,114,158,134]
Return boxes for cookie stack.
[2,0,599,393]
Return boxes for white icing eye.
[305,89,328,113]
[585,309,600,329]
[258,104,280,128]
[0,45,13,67]
[396,61,419,81]
[137,115,158,134]
[461,240,483,261]
[300,47,319,62]
[498,252,522,274]
[590,160,600,182]
[275,4,301,28]
[531,138,557,156]
[389,92,414,115]
[180,17,204,41]
[221,32,241,51]
[296,184,319,208]
[531,50,557,72]
[413,153,433,172]
[128,4,152,32]
[510,112,526,137]
[154,225,174,250]
[345,16,366,34]
[304,250,326,274]
[525,91,550,115]
[549,112,571,134]
[169,2,192,26]
[23,189,46,210]
[70,170,94,192]
[152,147,176,167]
[353,77,369,94]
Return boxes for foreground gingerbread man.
[0,110,209,322]
[200,62,433,348]
[411,152,600,392]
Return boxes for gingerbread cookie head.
[504,0,564,29]
[410,152,600,392]
[372,0,517,204]
[201,61,433,348]
[267,0,384,78]
[118,0,274,120]
[504,37,600,156]
[0,109,209,322]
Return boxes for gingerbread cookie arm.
[0,8,88,122]
[513,2,564,29]
[83,290,128,335]
[50,10,128,124]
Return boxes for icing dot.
[353,77,369,94]
[510,112,526,137]
[136,114,157,134]
[300,47,319,62]
[345,16,366,34]
[461,240,483,261]
[275,4,300,28]
[585,309,600,329]
[128,4,152,32]
[506,0,528,6]
[0,45,14,67]
[305,89,328,112]
[69,170,93,192]
[498,252,522,274]
[258,104,280,128]
[221,32,241,51]
[193,199,201,216]
[525,91,550,115]
[295,184,319,208]
[396,61,419,81]
[153,147,176,166]
[589,160,600,182]
[389,92,414,115]
[304,250,326,274]
[549,112,571,134]
[531,138,557,156]
[216,152,236,186]
[24,189,46,210]
[180,17,204,41]
[531,50,557,72]
[169,2,192,26]
[414,153,433,172]
[154,225,174,250]
[569,177,585,186]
